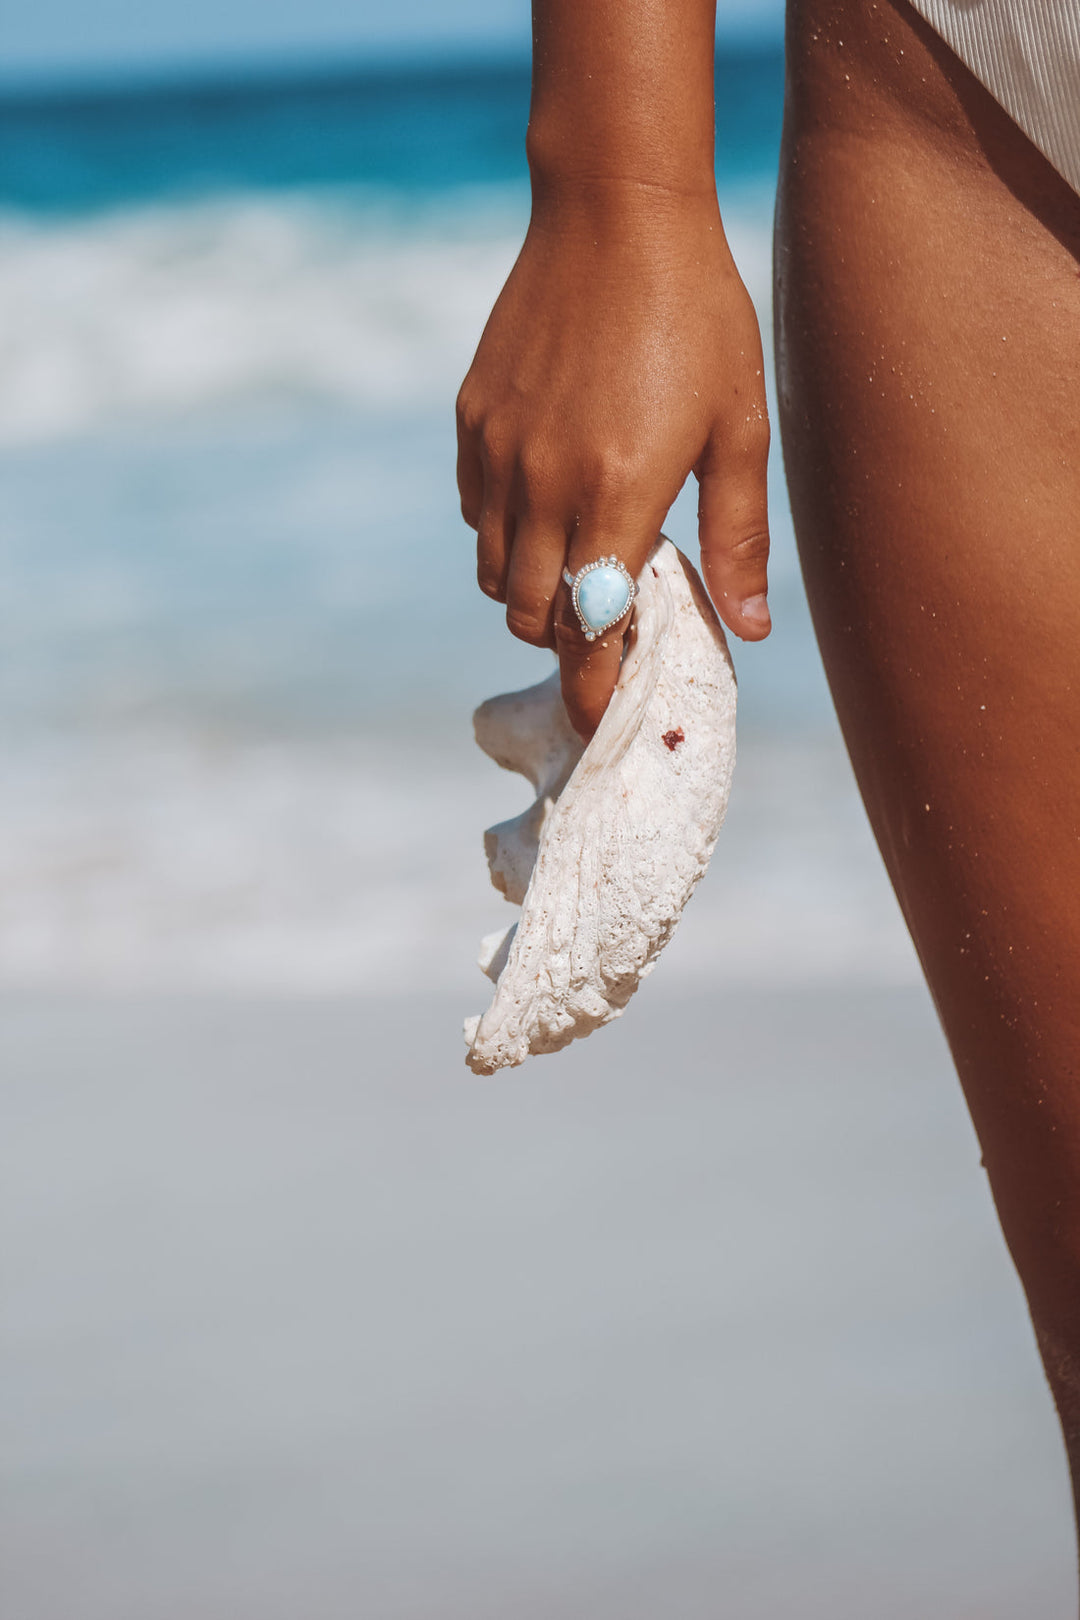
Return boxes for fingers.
[458,385,514,602]
[504,519,565,647]
[555,606,626,741]
[697,424,772,640]
[477,502,513,603]
[456,434,483,532]
[555,524,656,738]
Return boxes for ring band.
[561,556,637,642]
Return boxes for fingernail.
[741,593,771,627]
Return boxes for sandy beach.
[3,984,1074,1619]
[3,46,1076,1620]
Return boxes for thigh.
[776,0,1080,1377]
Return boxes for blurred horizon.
[0,34,851,999]
[0,37,785,103]
[0,43,785,219]
[0,41,538,101]
[2,0,784,92]
[4,15,1073,1613]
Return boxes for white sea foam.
[0,727,916,993]
[0,191,774,445]
[0,193,519,442]
[0,181,873,998]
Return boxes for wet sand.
[1,986,1074,1618]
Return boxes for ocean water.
[5,64,1076,1615]
[0,52,918,992]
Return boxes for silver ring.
[560,555,636,642]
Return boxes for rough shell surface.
[465,537,737,1074]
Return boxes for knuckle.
[728,528,771,569]
[455,384,481,437]
[746,399,771,441]
[578,446,644,507]
[480,419,513,468]
[735,410,771,462]
[506,606,549,646]
[516,442,556,502]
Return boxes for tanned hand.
[456,1,771,738]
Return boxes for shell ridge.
[466,538,736,1073]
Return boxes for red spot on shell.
[662,727,685,752]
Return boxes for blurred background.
[0,2,1074,1615]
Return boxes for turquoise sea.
[3,52,1075,1620]
[0,50,916,991]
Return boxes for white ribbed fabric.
[907,0,1080,194]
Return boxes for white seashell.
[465,537,737,1074]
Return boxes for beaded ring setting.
[561,556,637,642]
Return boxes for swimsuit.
[907,0,1080,193]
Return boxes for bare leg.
[776,0,1080,1545]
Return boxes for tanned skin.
[457,0,1080,1578]
[456,0,772,739]
[778,0,1080,1556]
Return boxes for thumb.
[696,428,772,641]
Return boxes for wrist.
[527,119,717,203]
[527,158,721,241]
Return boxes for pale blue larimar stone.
[577,564,631,633]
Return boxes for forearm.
[457,0,771,740]
[527,0,719,207]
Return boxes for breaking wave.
[0,188,774,444]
